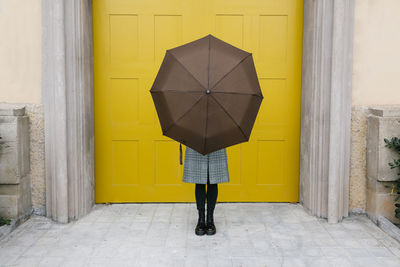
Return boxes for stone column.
[300,0,355,223]
[366,106,400,224]
[42,0,94,223]
[0,104,32,219]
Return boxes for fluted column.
[42,0,94,223]
[299,0,354,223]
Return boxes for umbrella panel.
[211,92,263,139]
[150,52,204,93]
[151,91,203,133]
[163,94,208,154]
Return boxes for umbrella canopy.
[150,34,263,157]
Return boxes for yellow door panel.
[93,0,303,202]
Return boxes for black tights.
[195,168,218,212]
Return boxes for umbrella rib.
[203,95,209,154]
[168,51,207,90]
[203,36,211,154]
[207,35,211,89]
[212,91,263,98]
[210,94,249,141]
[209,54,252,91]
[151,90,203,93]
[163,94,205,135]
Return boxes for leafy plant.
[0,217,11,226]
[384,137,400,222]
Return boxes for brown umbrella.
[150,34,263,162]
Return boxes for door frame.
[42,0,354,223]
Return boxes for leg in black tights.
[206,169,218,212]
[195,183,206,211]
[195,167,218,235]
[194,176,207,235]
[195,167,218,211]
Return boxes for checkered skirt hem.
[182,146,230,184]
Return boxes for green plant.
[0,217,11,226]
[384,137,400,222]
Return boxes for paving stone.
[207,257,232,267]
[320,246,348,257]
[366,246,395,257]
[184,256,207,267]
[349,256,381,267]
[37,256,66,267]
[20,244,50,257]
[326,257,352,267]
[376,256,400,266]
[8,256,42,267]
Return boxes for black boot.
[206,208,216,235]
[195,209,206,236]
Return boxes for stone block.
[366,105,400,225]
[0,195,18,218]
[0,104,25,116]
[367,186,400,225]
[0,177,32,219]
[0,105,32,219]
[367,175,394,194]
[367,106,400,182]
[0,116,30,184]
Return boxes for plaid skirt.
[182,146,230,184]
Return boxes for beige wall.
[352,0,400,106]
[0,0,41,104]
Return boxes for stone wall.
[0,103,45,216]
[366,106,400,224]
[349,106,369,213]
[350,105,400,220]
[0,104,31,219]
[25,104,45,216]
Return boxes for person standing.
[182,146,230,235]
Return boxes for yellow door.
[93,0,303,202]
